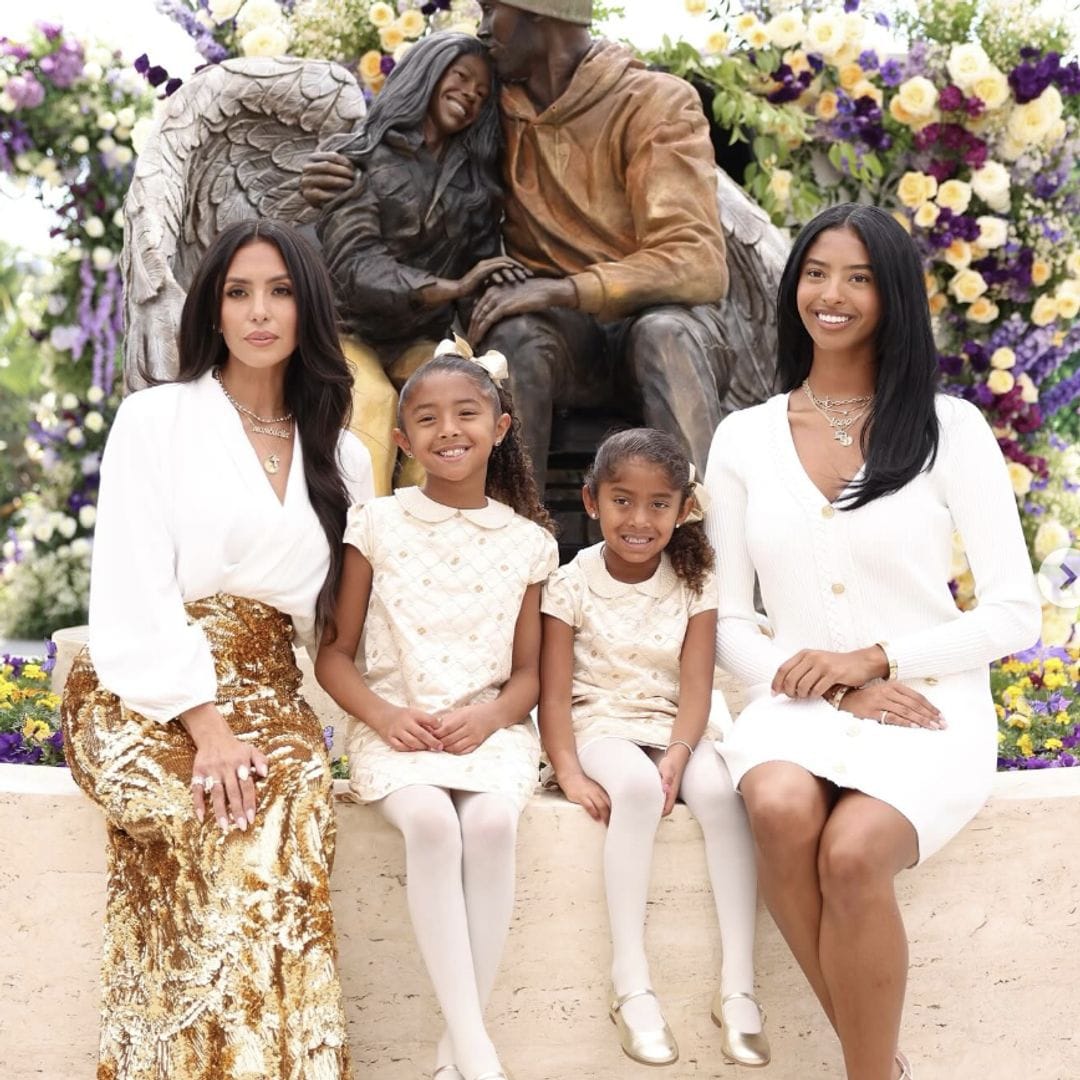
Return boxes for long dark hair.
[340,32,502,228]
[776,203,940,509]
[170,219,354,631]
[584,428,714,595]
[397,353,555,534]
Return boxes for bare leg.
[739,762,838,1028]
[817,792,918,1080]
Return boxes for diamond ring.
[202,775,216,794]
[237,765,251,782]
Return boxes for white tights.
[381,784,519,1080]
[577,738,760,1032]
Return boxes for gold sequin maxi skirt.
[61,594,352,1080]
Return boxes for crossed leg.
[740,763,917,1080]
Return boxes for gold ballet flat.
[896,1050,914,1079]
[609,988,679,1067]
[710,990,771,1068]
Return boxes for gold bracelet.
[828,685,852,710]
[665,739,695,757]
[875,641,897,681]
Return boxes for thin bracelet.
[828,685,853,710]
[665,739,695,757]
[875,641,898,681]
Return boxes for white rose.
[71,537,92,557]
[33,522,55,544]
[970,161,1011,212]
[71,135,90,154]
[236,0,284,34]
[946,42,991,90]
[1008,85,1063,145]
[1015,373,1038,404]
[97,137,116,153]
[84,410,104,433]
[241,23,291,57]
[841,12,867,44]
[66,426,85,446]
[976,215,1008,249]
[81,61,103,84]
[113,146,133,166]
[768,168,794,206]
[804,12,845,58]
[78,505,98,530]
[210,0,244,21]
[58,515,78,539]
[84,216,105,239]
[61,392,79,410]
[116,106,137,128]
[92,247,115,271]
[972,67,1010,111]
[96,111,117,131]
[1040,604,1077,648]
[765,11,804,48]
[87,385,105,404]
[897,76,939,118]
[113,208,125,228]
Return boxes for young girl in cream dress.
[316,342,558,1080]
[539,428,768,1071]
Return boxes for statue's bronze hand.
[299,150,356,209]
[468,278,578,342]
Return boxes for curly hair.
[396,353,556,534]
[584,428,714,595]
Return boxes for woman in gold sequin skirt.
[61,220,374,1079]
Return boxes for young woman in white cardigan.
[703,204,1040,1080]
[62,220,372,1079]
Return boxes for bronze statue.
[302,1,785,483]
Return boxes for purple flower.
[36,21,63,41]
[43,639,58,675]
[380,55,396,76]
[323,725,334,751]
[146,65,168,87]
[938,354,964,376]
[6,73,46,109]
[843,0,859,11]
[879,59,903,86]
[964,95,985,118]
[858,49,879,71]
[939,84,964,111]
[873,11,890,28]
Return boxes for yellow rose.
[816,91,839,121]
[1057,293,1080,320]
[768,168,793,205]
[966,297,999,323]
[986,369,1015,395]
[1007,461,1033,497]
[936,179,973,214]
[399,9,425,38]
[888,96,916,126]
[944,239,972,270]
[734,11,758,32]
[1015,373,1039,404]
[851,79,883,106]
[369,1,395,28]
[1032,294,1059,326]
[897,76,938,118]
[1008,85,1063,146]
[1057,279,1080,301]
[1067,251,1080,277]
[970,161,1010,212]
[784,49,810,75]
[990,347,1016,369]
[972,69,1010,111]
[897,170,936,209]
[948,268,988,303]
[367,72,386,94]
[891,210,912,234]
[379,24,405,51]
[914,202,940,229]
[704,30,730,55]
[748,26,770,49]
[240,23,289,57]
[359,49,384,82]
[924,271,940,297]
[842,12,866,44]
[805,12,845,58]
[928,292,948,316]
[766,12,804,49]
[832,42,859,67]
[1030,260,1051,287]
[838,64,864,91]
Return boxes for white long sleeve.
[704,412,791,686]
[87,372,374,723]
[702,393,1040,691]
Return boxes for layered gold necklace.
[801,379,873,448]
[214,368,293,474]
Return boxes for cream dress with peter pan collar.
[541,543,723,753]
[343,484,559,808]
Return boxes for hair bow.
[683,463,712,525]
[434,333,509,386]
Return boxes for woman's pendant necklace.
[263,453,281,474]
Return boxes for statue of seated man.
[304,1,776,484]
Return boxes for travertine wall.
[2,765,1078,1080]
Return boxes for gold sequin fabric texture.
[61,594,352,1080]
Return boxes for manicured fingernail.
[236,818,246,832]
[247,808,256,824]
[218,816,229,831]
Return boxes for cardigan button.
[925,677,939,686]
[831,582,845,595]
[821,505,835,519]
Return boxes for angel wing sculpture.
[121,56,367,389]
[712,164,790,409]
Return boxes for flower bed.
[0,645,64,765]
